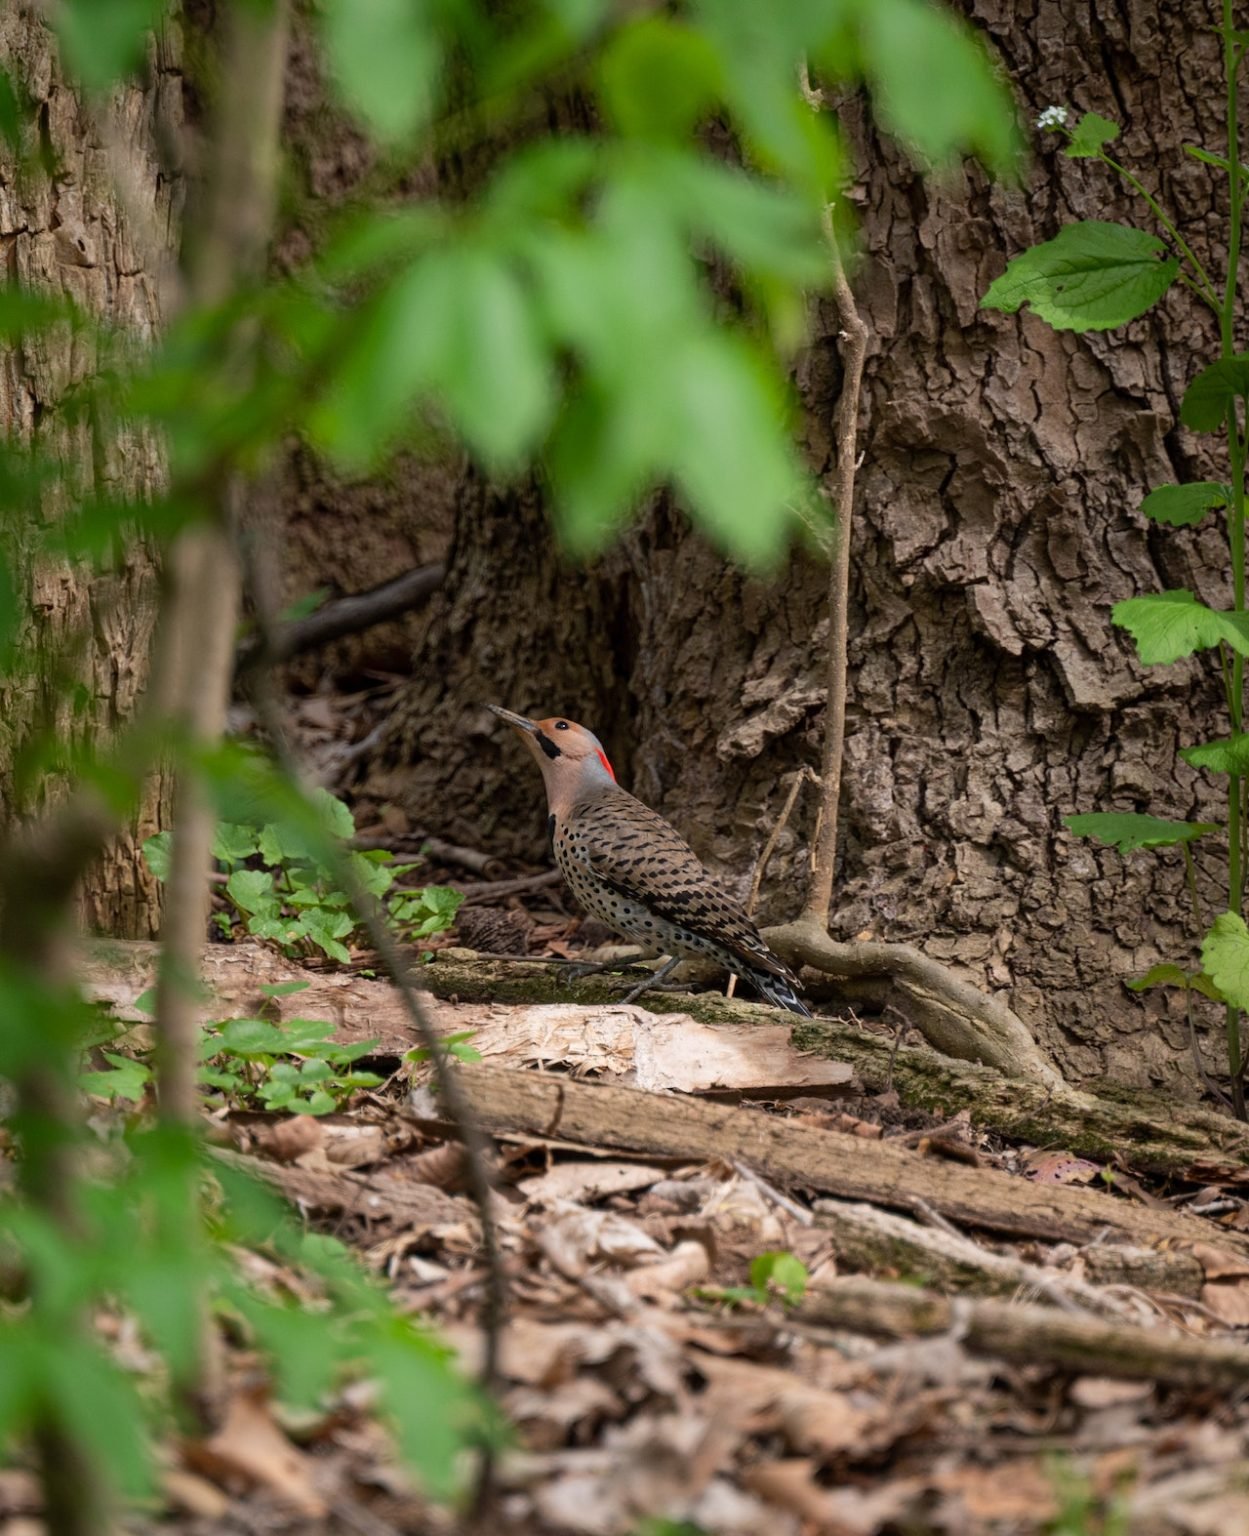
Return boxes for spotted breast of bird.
[487,705,810,1016]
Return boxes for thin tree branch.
[235,563,445,674]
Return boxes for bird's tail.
[749,970,812,1017]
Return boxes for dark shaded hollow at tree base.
[83,942,1249,1180]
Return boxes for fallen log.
[811,1198,1205,1302]
[81,942,1249,1179]
[446,1062,1249,1260]
[797,1275,1249,1389]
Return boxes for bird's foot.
[618,955,683,1007]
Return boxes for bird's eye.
[555,720,569,730]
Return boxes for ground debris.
[62,949,1249,1534]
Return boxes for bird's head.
[487,705,616,805]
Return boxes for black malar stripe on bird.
[536,730,562,760]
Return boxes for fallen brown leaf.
[254,1114,323,1164]
[183,1388,326,1517]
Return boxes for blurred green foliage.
[0,0,1021,1518]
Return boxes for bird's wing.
[564,789,796,983]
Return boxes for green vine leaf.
[1063,812,1217,852]
[1140,482,1230,527]
[1063,111,1119,158]
[1181,734,1249,775]
[981,221,1179,331]
[1128,964,1225,1002]
[1202,913,1249,1013]
[1111,590,1249,664]
[1180,356,1249,431]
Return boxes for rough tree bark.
[293,0,1232,1096]
[0,8,182,936]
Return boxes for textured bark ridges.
[0,12,184,935]
[339,1,1235,1095]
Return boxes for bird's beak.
[486,704,537,734]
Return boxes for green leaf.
[350,849,394,898]
[1063,813,1217,852]
[655,155,830,287]
[1202,912,1249,1012]
[296,910,354,965]
[319,0,441,144]
[55,0,165,92]
[227,869,280,917]
[1181,734,1249,776]
[259,981,312,999]
[598,17,722,142]
[1112,590,1249,664]
[1128,964,1224,1002]
[278,1019,342,1054]
[214,1018,289,1058]
[133,986,158,1017]
[142,831,173,880]
[212,822,260,867]
[1063,111,1120,158]
[667,333,804,567]
[372,1322,471,1500]
[749,1250,808,1304]
[317,791,356,841]
[1180,356,1249,432]
[435,248,556,470]
[1140,482,1230,527]
[80,1052,152,1103]
[981,221,1178,332]
[858,0,1022,176]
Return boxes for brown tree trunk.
[0,8,182,936]
[278,1,1230,1096]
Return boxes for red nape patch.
[596,749,616,780]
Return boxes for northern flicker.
[487,705,810,1016]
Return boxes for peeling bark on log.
[798,1276,1249,1390]
[81,943,1249,1179]
[446,1062,1249,1259]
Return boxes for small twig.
[728,767,817,999]
[457,869,563,905]
[731,1158,814,1226]
[1187,988,1235,1108]
[746,768,819,919]
[421,837,506,880]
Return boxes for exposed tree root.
[765,915,1063,1088]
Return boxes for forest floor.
[41,908,1249,1536]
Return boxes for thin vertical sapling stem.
[1220,7,1246,1116]
[802,206,869,931]
[795,67,869,932]
[153,0,290,1128]
[235,535,509,1514]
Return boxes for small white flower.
[1036,105,1070,131]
